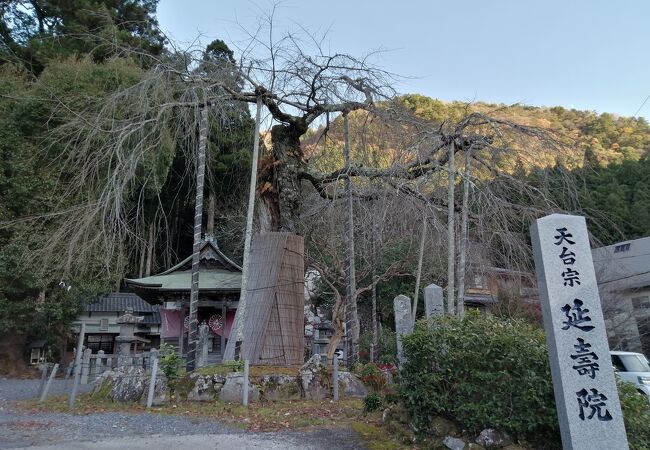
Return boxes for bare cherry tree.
[32,12,577,366]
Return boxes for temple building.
[125,236,242,364]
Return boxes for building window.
[614,243,631,253]
[99,318,109,331]
[631,296,650,311]
[86,334,114,354]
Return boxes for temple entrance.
[125,237,242,366]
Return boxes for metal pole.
[242,360,249,406]
[146,357,159,409]
[39,363,59,403]
[68,323,86,409]
[333,356,339,401]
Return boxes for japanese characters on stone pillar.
[531,214,628,450]
[393,295,414,367]
[424,283,444,319]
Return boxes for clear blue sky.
[157,0,650,119]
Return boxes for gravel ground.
[0,378,93,403]
[12,431,363,450]
[0,378,364,450]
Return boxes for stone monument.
[115,309,144,367]
[531,214,628,450]
[424,283,445,319]
[393,295,414,367]
[197,322,209,368]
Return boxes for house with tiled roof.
[592,236,650,355]
[76,292,161,354]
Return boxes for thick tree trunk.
[325,289,345,362]
[258,122,306,233]
[447,141,456,315]
[186,106,208,372]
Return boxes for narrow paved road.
[0,378,363,450]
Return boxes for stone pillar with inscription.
[393,295,414,367]
[424,283,445,319]
[531,214,628,450]
[197,323,209,368]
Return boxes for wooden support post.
[39,363,59,403]
[333,356,339,401]
[242,360,249,406]
[149,349,159,371]
[146,357,159,409]
[221,303,226,359]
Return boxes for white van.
[610,351,650,401]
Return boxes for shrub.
[359,329,399,365]
[363,392,383,413]
[399,311,559,447]
[360,362,387,392]
[619,380,650,450]
[158,343,182,380]
[222,359,244,372]
[377,328,397,364]
[399,311,649,449]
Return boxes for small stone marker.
[80,348,91,384]
[393,295,414,367]
[96,350,105,379]
[197,323,209,368]
[424,283,445,319]
[531,214,628,450]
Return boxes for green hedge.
[399,312,559,447]
[399,311,650,449]
[619,380,650,450]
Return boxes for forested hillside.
[400,94,650,166]
[305,95,650,245]
[0,0,254,371]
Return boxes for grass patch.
[351,422,411,450]
[194,364,301,377]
